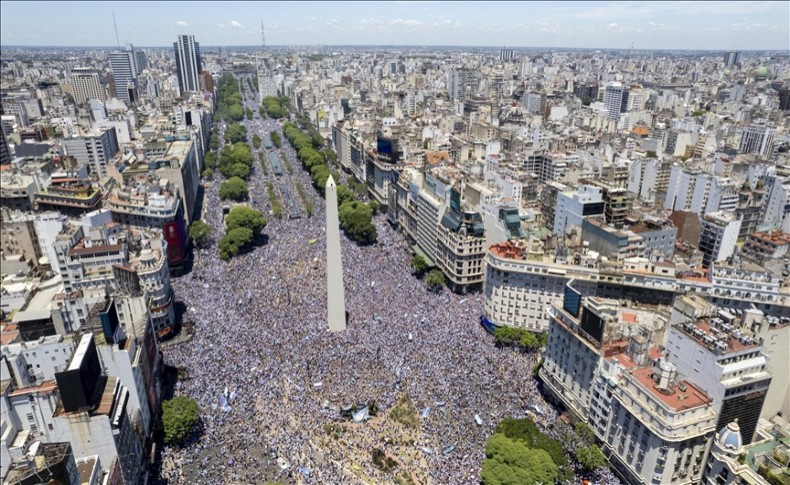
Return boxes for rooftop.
[629,363,713,412]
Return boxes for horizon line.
[1,44,789,53]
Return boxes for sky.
[1,1,789,50]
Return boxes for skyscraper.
[603,82,628,120]
[109,44,138,104]
[724,51,741,67]
[70,68,106,104]
[0,123,11,165]
[173,35,202,94]
[739,123,776,159]
[325,175,346,332]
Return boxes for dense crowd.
[156,77,621,484]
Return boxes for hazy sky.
[1,1,788,50]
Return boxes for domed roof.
[756,66,768,76]
[717,420,743,453]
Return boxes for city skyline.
[1,1,789,50]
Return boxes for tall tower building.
[0,123,11,165]
[739,123,776,159]
[109,44,138,104]
[173,35,202,94]
[70,68,106,104]
[723,51,741,67]
[325,175,346,332]
[603,82,628,120]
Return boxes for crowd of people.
[156,76,622,484]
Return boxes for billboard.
[580,308,605,347]
[55,334,103,412]
[164,220,186,265]
[425,174,447,201]
[376,135,400,163]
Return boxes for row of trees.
[270,131,282,148]
[216,73,245,122]
[281,120,378,245]
[219,177,249,201]
[410,255,446,291]
[492,326,547,351]
[261,96,290,119]
[219,206,267,260]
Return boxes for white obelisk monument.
[326,175,347,332]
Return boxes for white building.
[553,184,605,236]
[70,68,106,104]
[739,123,775,159]
[698,212,742,268]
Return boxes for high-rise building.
[723,51,741,67]
[63,128,120,178]
[198,70,215,93]
[698,211,742,268]
[499,49,515,61]
[173,34,202,93]
[448,68,480,101]
[0,123,11,165]
[109,44,138,104]
[739,123,776,159]
[70,68,106,104]
[666,298,772,445]
[779,87,790,111]
[603,82,628,120]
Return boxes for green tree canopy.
[219,177,248,201]
[336,184,355,206]
[204,151,217,170]
[225,206,266,234]
[338,201,377,245]
[188,220,214,248]
[425,269,445,291]
[252,134,262,149]
[162,396,199,445]
[270,131,282,148]
[218,227,254,261]
[495,417,568,467]
[224,123,248,144]
[576,445,607,472]
[411,255,428,276]
[228,163,251,180]
[202,168,214,179]
[481,433,559,485]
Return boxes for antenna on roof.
[261,20,266,54]
[113,12,120,48]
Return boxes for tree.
[645,150,658,159]
[224,123,247,144]
[336,184,354,206]
[204,151,217,169]
[219,177,248,201]
[202,168,214,179]
[228,163,251,180]
[188,220,214,248]
[481,434,558,485]
[576,445,607,472]
[162,396,199,445]
[425,269,445,291]
[219,227,254,260]
[369,200,381,215]
[252,134,262,149]
[225,206,266,234]
[574,421,597,447]
[270,131,282,148]
[411,255,428,276]
[495,417,568,467]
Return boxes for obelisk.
[325,175,347,332]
